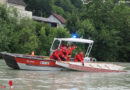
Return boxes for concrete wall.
[0,0,7,4]
[7,3,32,18]
[18,10,32,18]
[7,3,25,10]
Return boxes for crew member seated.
[51,44,78,61]
[59,44,69,61]
[50,49,61,61]
[59,47,67,61]
[65,46,77,61]
[74,52,84,62]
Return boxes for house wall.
[48,15,64,28]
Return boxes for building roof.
[32,16,58,24]
[8,0,26,6]
[51,13,66,24]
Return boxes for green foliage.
[66,0,130,62]
[36,27,48,55]
[0,4,70,56]
[25,0,52,17]
[75,0,130,62]
[37,27,70,55]
[52,5,64,15]
[0,5,38,54]
[0,5,17,52]
[66,11,80,33]
[55,0,75,12]
[25,0,83,18]
[15,19,38,53]
[70,0,83,9]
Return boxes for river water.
[0,59,130,90]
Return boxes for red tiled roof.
[8,0,26,6]
[52,13,66,24]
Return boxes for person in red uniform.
[59,47,67,61]
[60,45,77,61]
[65,46,71,61]
[74,52,85,65]
[50,49,61,61]
[65,46,77,61]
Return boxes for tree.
[0,4,17,53]
[25,0,53,17]
[76,0,130,62]
[37,27,70,55]
[0,5,38,54]
[70,0,83,10]
[52,5,64,15]
[15,19,38,53]
[36,27,48,55]
[111,3,130,62]
[66,11,80,33]
[55,0,75,12]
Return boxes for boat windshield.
[52,40,60,50]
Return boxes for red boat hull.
[1,52,62,71]
[15,57,58,67]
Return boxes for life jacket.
[62,46,77,61]
[79,52,84,58]
[63,47,72,61]
[74,52,84,62]
[50,49,61,61]
[59,48,66,60]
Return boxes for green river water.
[0,59,130,90]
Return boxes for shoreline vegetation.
[0,0,130,62]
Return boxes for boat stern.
[1,52,20,69]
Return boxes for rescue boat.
[1,38,126,72]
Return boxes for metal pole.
[58,40,62,49]
[85,43,93,57]
[85,44,90,57]
[87,43,93,56]
[50,38,56,55]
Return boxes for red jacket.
[59,48,66,59]
[74,52,84,62]
[50,49,61,61]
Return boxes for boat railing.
[91,58,97,62]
